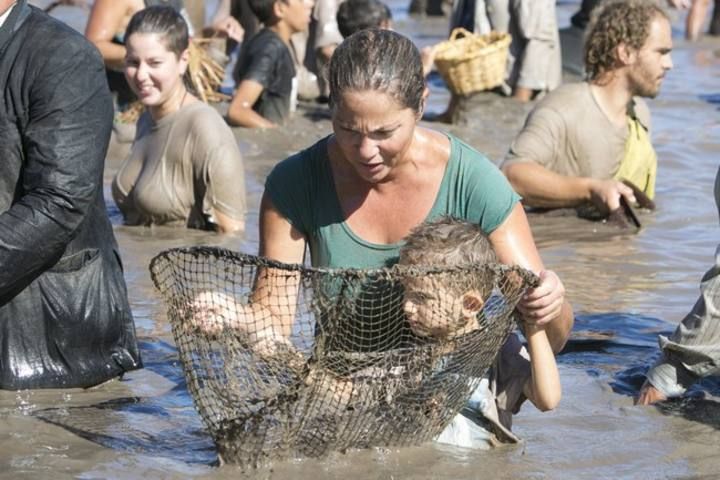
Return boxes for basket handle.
[448,27,474,41]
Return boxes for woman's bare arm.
[489,203,574,352]
[253,191,307,337]
[85,0,136,70]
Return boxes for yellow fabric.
[614,117,657,199]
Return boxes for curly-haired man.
[500,0,673,217]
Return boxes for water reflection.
[33,340,217,466]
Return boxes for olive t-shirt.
[234,28,296,125]
[501,82,651,179]
[265,134,520,269]
[112,102,246,229]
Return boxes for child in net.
[397,216,561,448]
[184,216,560,447]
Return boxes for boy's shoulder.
[245,29,291,56]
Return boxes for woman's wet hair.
[125,5,189,57]
[328,29,425,113]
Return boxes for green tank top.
[265,134,520,269]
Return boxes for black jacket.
[0,1,141,389]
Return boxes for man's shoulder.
[22,7,102,65]
[533,82,592,115]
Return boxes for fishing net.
[149,246,539,466]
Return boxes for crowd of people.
[1,0,719,459]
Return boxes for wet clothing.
[0,1,141,389]
[234,28,297,125]
[646,166,720,397]
[615,117,657,199]
[266,134,520,269]
[437,333,530,447]
[112,102,246,229]
[266,133,526,446]
[502,82,654,193]
[308,0,342,97]
[488,0,561,92]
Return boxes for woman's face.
[124,33,188,108]
[332,90,419,183]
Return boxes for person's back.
[0,0,141,389]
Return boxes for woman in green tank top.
[257,29,573,353]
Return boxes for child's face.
[402,278,483,339]
[279,0,314,33]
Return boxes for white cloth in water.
[436,378,495,449]
[435,333,530,448]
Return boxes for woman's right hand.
[517,269,566,327]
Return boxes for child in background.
[336,0,392,37]
[227,0,313,128]
[398,216,561,448]
[336,0,435,77]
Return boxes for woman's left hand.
[517,269,566,327]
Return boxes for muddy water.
[2,2,720,479]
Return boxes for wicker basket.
[433,28,511,96]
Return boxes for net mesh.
[149,246,539,466]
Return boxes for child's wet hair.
[248,0,286,24]
[125,5,189,57]
[399,216,496,268]
[328,29,425,113]
[336,0,392,38]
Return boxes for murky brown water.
[3,2,720,478]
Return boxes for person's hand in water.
[587,178,637,215]
[517,270,566,327]
[636,380,668,405]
